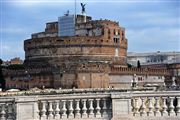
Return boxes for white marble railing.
[0,90,180,120]
[0,98,15,120]
[131,91,180,117]
[38,95,111,120]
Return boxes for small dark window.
[114,29,116,35]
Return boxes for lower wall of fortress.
[4,69,168,90]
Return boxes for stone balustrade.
[38,94,111,120]
[0,98,15,120]
[0,90,180,120]
[131,91,180,117]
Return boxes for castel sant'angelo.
[3,4,176,90]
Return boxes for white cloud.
[1,42,24,60]
[126,27,180,52]
[2,45,11,51]
[123,10,180,26]
[0,27,26,34]
[145,17,179,26]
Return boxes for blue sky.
[0,0,180,60]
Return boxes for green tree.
[137,60,141,68]
[127,63,132,68]
[0,59,6,91]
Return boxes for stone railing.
[110,67,170,76]
[0,90,180,120]
[38,94,111,120]
[130,91,180,120]
[0,98,15,120]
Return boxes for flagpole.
[75,0,77,19]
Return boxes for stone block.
[15,96,39,120]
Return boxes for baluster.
[81,99,87,118]
[169,97,175,116]
[147,97,154,116]
[140,97,146,116]
[61,100,67,119]
[108,100,112,118]
[12,103,16,119]
[154,97,161,116]
[0,104,6,120]
[134,98,140,116]
[41,101,47,119]
[68,100,74,118]
[176,97,180,116]
[161,97,168,116]
[75,99,81,118]
[48,101,54,119]
[88,99,94,118]
[102,98,108,118]
[54,100,60,119]
[7,103,13,119]
[95,98,101,118]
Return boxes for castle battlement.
[110,67,170,76]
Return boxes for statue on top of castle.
[81,3,86,14]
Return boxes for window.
[114,38,119,43]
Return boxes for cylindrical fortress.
[24,21,128,68]
[23,18,128,88]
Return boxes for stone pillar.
[15,96,39,120]
[162,97,168,116]
[41,101,47,119]
[88,99,94,118]
[7,103,14,119]
[54,100,60,119]
[176,97,180,116]
[147,97,154,116]
[75,99,81,118]
[140,97,146,116]
[169,97,175,116]
[68,100,74,118]
[111,93,132,120]
[95,98,101,118]
[154,97,161,116]
[0,103,6,120]
[48,101,54,119]
[81,99,87,118]
[61,100,67,119]
[102,98,108,118]
[133,97,140,116]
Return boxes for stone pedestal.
[111,93,132,119]
[15,96,39,120]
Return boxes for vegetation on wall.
[2,64,25,70]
